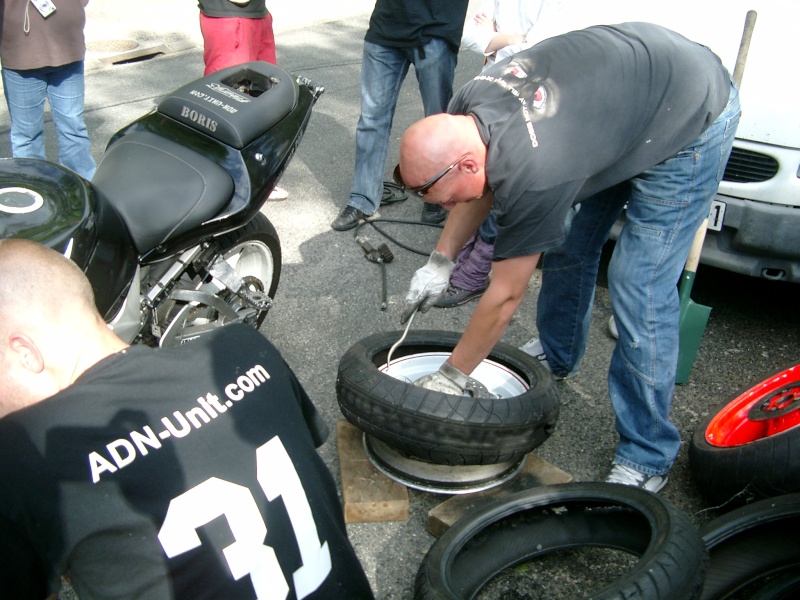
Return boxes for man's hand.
[401,250,454,323]
[414,362,493,398]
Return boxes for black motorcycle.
[0,61,323,346]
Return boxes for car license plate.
[708,200,726,231]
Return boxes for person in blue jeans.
[1,0,96,180]
[397,23,740,492]
[330,0,469,231]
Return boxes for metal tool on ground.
[355,235,394,310]
[676,9,757,384]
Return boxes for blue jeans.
[536,83,740,476]
[347,39,458,215]
[2,61,96,180]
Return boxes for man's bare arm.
[447,253,541,374]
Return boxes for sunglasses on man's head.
[393,153,468,198]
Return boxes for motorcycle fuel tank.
[0,158,138,319]
[0,157,97,267]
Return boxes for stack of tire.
[337,335,800,598]
[411,485,800,599]
[410,362,800,599]
[689,362,800,599]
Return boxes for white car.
[687,1,800,283]
[550,0,800,282]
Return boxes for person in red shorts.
[198,0,288,200]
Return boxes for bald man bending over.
[395,22,740,492]
[0,239,373,599]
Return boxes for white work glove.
[401,250,455,323]
[414,362,494,399]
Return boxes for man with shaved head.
[0,239,127,416]
[396,22,741,492]
[0,239,372,598]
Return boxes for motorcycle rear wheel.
[214,213,282,329]
[152,214,281,347]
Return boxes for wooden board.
[336,420,409,523]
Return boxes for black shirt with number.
[448,22,731,259]
[0,324,373,599]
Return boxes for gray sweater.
[0,0,87,70]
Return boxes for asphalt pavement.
[1,1,799,598]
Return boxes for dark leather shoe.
[331,205,368,231]
[421,202,447,224]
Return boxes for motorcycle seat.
[157,61,299,149]
[92,131,234,254]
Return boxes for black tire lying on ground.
[336,330,559,465]
[699,492,800,600]
[415,482,708,600]
[748,572,800,600]
[689,362,800,505]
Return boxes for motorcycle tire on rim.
[698,492,800,600]
[689,362,800,506]
[414,482,707,600]
[214,212,282,329]
[336,330,559,465]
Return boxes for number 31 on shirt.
[158,437,332,599]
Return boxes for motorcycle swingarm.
[153,250,272,347]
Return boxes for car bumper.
[700,194,800,282]
[610,195,800,283]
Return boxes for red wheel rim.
[706,364,800,447]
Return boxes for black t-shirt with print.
[448,22,731,259]
[0,324,373,600]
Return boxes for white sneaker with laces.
[605,462,668,493]
[520,338,576,380]
[520,338,551,369]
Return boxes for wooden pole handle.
[685,218,709,274]
[733,10,757,88]
[684,10,757,274]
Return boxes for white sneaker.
[605,462,668,493]
[608,315,619,339]
[268,186,289,201]
[520,338,576,380]
[520,338,551,370]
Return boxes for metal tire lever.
[386,306,417,368]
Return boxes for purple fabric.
[450,234,493,291]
